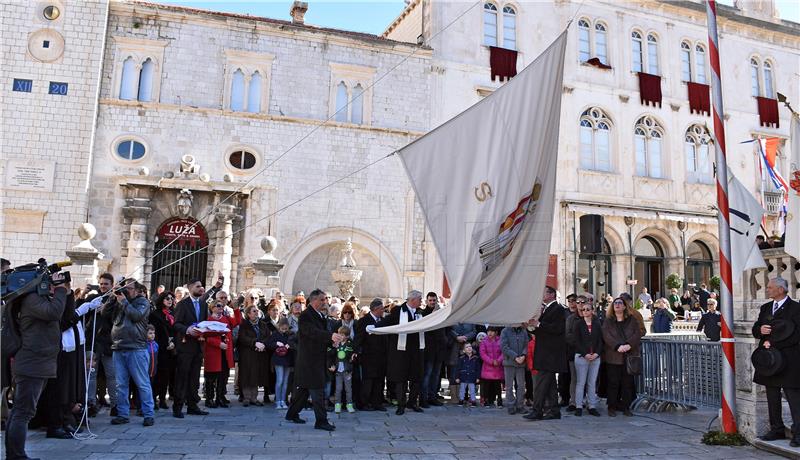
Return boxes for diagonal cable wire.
[147,151,397,278]
[121,0,483,284]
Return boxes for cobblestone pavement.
[15,400,780,460]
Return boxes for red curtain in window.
[687,82,710,116]
[637,72,662,107]
[585,57,612,70]
[756,96,780,128]
[489,46,518,82]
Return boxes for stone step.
[754,439,800,459]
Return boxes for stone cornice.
[113,1,433,58]
[99,99,427,137]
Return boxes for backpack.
[1,300,22,360]
[1,299,23,389]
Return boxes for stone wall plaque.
[3,209,46,233]
[5,160,55,192]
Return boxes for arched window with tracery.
[502,6,516,50]
[579,108,612,172]
[483,3,498,46]
[685,124,712,184]
[634,115,664,178]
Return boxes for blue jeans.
[88,352,117,407]
[114,349,155,418]
[275,365,291,403]
[422,358,443,401]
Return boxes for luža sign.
[156,218,209,248]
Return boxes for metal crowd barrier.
[635,334,722,409]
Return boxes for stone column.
[252,236,284,290]
[213,204,239,293]
[65,223,104,285]
[122,193,152,282]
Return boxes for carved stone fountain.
[330,238,362,299]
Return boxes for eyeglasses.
[580,308,593,312]
[576,300,586,304]
[613,301,625,306]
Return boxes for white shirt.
[773,297,788,314]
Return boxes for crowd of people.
[7,257,796,459]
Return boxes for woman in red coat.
[203,300,242,408]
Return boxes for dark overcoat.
[293,307,334,389]
[384,303,425,382]
[753,298,800,388]
[236,319,271,388]
[532,302,567,373]
[354,313,387,379]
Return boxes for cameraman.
[5,272,67,460]
[109,279,155,427]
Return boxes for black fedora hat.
[768,319,795,343]
[751,347,785,377]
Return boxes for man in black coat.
[696,298,721,341]
[693,283,711,311]
[524,285,567,421]
[753,278,800,446]
[382,290,426,415]
[421,292,447,407]
[285,289,344,431]
[172,273,222,418]
[5,273,67,460]
[354,298,387,411]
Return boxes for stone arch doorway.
[151,217,209,292]
[634,235,665,298]
[291,241,389,300]
[686,240,714,287]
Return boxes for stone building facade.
[2,0,110,264]
[386,0,799,300]
[3,0,435,300]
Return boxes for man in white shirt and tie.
[172,274,223,418]
[753,277,800,446]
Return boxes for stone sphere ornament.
[77,223,97,241]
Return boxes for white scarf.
[397,306,425,351]
[62,320,85,352]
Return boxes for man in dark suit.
[753,277,800,446]
[172,273,222,418]
[524,285,567,421]
[383,290,426,415]
[693,283,711,311]
[285,289,344,431]
[354,298,387,411]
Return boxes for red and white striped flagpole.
[706,0,737,434]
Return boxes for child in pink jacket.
[479,327,503,407]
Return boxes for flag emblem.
[791,169,800,196]
[477,181,542,278]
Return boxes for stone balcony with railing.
[736,248,799,443]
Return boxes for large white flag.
[786,114,800,259]
[375,32,567,334]
[728,171,766,281]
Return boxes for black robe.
[384,303,425,383]
[354,313,387,379]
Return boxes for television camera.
[1,258,71,304]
